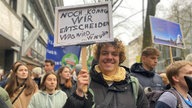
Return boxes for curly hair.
[93,38,126,64]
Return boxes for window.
[10,0,17,11]
[5,0,17,12]
[23,26,30,41]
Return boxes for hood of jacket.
[39,90,62,96]
[130,63,155,77]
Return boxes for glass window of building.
[4,0,17,12]
[23,26,30,41]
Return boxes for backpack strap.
[167,88,183,108]
[12,85,26,104]
[129,76,139,104]
[88,88,95,108]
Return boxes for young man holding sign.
[63,38,149,108]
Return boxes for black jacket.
[64,65,149,108]
[131,63,164,91]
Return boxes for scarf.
[95,65,126,82]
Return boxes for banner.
[46,34,81,70]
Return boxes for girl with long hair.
[57,66,76,97]
[5,63,38,108]
[28,72,67,108]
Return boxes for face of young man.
[98,44,120,75]
[44,62,54,73]
[142,55,158,71]
[45,74,57,92]
[176,65,192,90]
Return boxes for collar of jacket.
[131,63,155,77]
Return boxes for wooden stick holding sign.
[81,46,88,93]
[169,46,173,63]
[54,1,113,93]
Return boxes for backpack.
[128,76,139,103]
[146,88,183,108]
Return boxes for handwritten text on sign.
[55,3,112,46]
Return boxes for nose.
[154,58,158,63]
[50,80,54,84]
[106,53,113,59]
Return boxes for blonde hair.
[166,60,192,86]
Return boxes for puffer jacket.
[131,63,164,91]
[63,65,149,108]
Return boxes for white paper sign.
[54,2,113,46]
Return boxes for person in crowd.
[5,63,38,108]
[0,87,13,108]
[63,38,149,108]
[57,66,76,97]
[0,68,4,81]
[41,59,55,83]
[31,67,42,88]
[160,72,171,89]
[28,72,67,108]
[44,59,55,73]
[131,47,164,91]
[0,61,22,87]
[71,68,77,82]
[156,60,192,108]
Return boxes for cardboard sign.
[150,16,185,49]
[54,2,113,46]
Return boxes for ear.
[172,76,179,83]
[141,56,146,61]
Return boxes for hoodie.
[28,90,67,108]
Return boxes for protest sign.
[150,16,185,49]
[54,2,113,46]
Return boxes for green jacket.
[0,87,13,108]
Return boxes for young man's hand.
[76,69,89,97]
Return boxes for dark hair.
[45,59,55,66]
[93,38,126,64]
[6,63,37,97]
[40,72,59,91]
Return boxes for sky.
[62,0,174,45]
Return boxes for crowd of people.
[0,38,192,108]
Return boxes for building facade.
[0,0,63,72]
